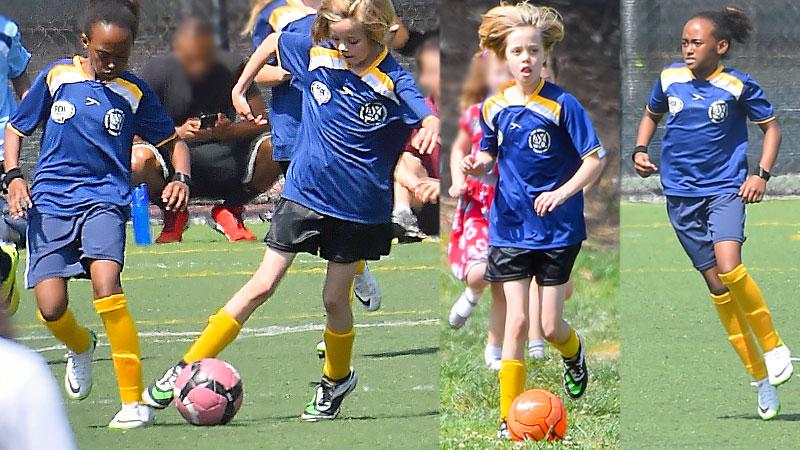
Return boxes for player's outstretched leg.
[353,260,381,311]
[497,279,529,438]
[540,283,588,399]
[144,248,294,408]
[719,264,793,386]
[302,261,359,421]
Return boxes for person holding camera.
[132,16,279,243]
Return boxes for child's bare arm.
[534,152,605,216]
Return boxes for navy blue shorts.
[25,204,127,288]
[666,193,745,272]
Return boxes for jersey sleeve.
[646,76,668,115]
[561,93,605,160]
[134,83,177,147]
[479,100,499,156]
[741,75,775,124]
[251,8,274,50]
[5,23,31,79]
[7,67,52,136]
[395,72,432,126]
[277,32,312,85]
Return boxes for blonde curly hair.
[312,0,396,44]
[479,2,564,59]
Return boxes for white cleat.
[448,291,476,329]
[64,330,97,400]
[354,263,381,312]
[764,344,793,386]
[755,377,780,420]
[108,403,155,429]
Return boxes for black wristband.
[3,168,24,189]
[631,145,648,162]
[170,172,192,188]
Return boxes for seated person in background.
[392,33,440,241]
[132,16,280,243]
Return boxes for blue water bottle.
[131,184,152,246]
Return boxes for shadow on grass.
[717,413,800,422]
[361,346,439,358]
[47,356,152,366]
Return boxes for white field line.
[22,318,438,353]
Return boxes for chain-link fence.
[621,0,800,197]
[1,0,438,175]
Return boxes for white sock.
[484,344,502,363]
[453,293,475,317]
[393,202,412,215]
[528,339,546,359]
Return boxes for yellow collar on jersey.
[661,64,744,100]
[491,79,562,126]
[308,45,399,104]
[45,56,144,113]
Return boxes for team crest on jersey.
[359,102,387,125]
[528,128,551,153]
[708,100,728,123]
[50,100,76,124]
[667,96,684,115]
[103,108,125,136]
[310,81,331,105]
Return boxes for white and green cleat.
[755,377,780,420]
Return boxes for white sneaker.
[448,291,477,329]
[764,344,793,386]
[64,330,97,400]
[108,403,155,429]
[755,377,780,420]
[484,345,501,371]
[528,339,546,360]
[354,263,381,312]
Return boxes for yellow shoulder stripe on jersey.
[6,123,26,137]
[104,77,144,114]
[46,56,89,96]
[269,3,313,32]
[708,71,744,100]
[751,116,776,125]
[309,46,347,71]
[362,67,398,104]
[481,94,508,132]
[581,145,606,160]
[660,66,693,91]
[309,45,398,103]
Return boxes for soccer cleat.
[0,244,19,316]
[108,403,155,429]
[142,361,185,409]
[64,330,97,400]
[391,208,426,243]
[755,377,781,420]
[211,204,257,242]
[155,209,188,244]
[484,345,501,371]
[562,334,588,399]
[316,340,326,359]
[528,339,546,360]
[448,290,477,329]
[301,369,358,421]
[497,420,510,439]
[764,344,793,386]
[354,263,381,311]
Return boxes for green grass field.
[440,242,620,449]
[621,200,800,449]
[8,223,438,450]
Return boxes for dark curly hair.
[83,0,141,40]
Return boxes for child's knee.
[507,314,529,338]
[541,318,562,342]
[92,281,122,300]
[38,303,67,322]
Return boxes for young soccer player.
[4,0,191,428]
[144,0,438,421]
[246,0,382,312]
[633,6,790,420]
[463,3,605,438]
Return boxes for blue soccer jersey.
[8,56,176,215]
[0,16,31,160]
[252,1,315,162]
[481,80,605,250]
[276,32,432,224]
[647,63,775,197]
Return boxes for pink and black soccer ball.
[174,358,244,426]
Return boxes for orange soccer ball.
[507,389,567,441]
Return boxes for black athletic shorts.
[484,243,582,286]
[265,198,393,263]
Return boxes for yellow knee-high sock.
[183,308,242,364]
[719,264,782,352]
[323,327,355,381]
[711,292,768,380]
[93,294,142,404]
[355,260,366,275]
[550,327,580,359]
[499,360,525,420]
[38,308,91,353]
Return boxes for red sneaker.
[155,209,188,244]
[211,204,257,242]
